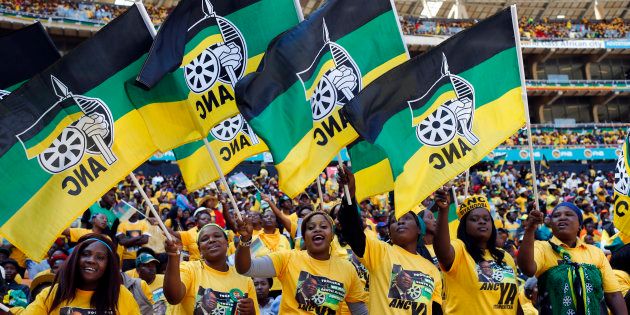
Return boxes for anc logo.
[16,76,117,174]
[0,90,9,101]
[183,0,247,93]
[614,134,629,196]
[408,53,479,147]
[210,113,260,145]
[296,20,361,121]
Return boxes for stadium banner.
[235,0,408,198]
[484,147,622,162]
[0,22,60,94]
[0,5,158,259]
[613,132,630,244]
[173,114,268,191]
[347,140,394,202]
[127,0,301,152]
[520,39,605,49]
[342,7,526,217]
[604,40,630,49]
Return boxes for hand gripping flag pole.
[511,5,540,213]
[316,174,325,212]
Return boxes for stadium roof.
[299,0,630,20]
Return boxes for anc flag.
[493,152,507,170]
[236,0,408,198]
[540,153,550,171]
[613,130,630,245]
[127,0,301,152]
[173,114,268,191]
[342,7,526,217]
[347,139,393,202]
[0,5,158,259]
[0,22,60,94]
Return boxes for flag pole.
[511,5,540,213]
[203,138,244,221]
[135,1,157,37]
[337,153,353,205]
[129,172,173,241]
[0,301,9,312]
[315,174,325,212]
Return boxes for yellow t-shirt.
[613,269,630,297]
[149,274,166,304]
[268,249,367,314]
[360,236,441,314]
[166,261,258,314]
[116,219,151,260]
[533,237,621,293]
[20,285,139,314]
[442,239,519,314]
[68,228,92,243]
[180,227,201,261]
[425,244,439,267]
[250,230,291,291]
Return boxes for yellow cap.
[457,195,490,220]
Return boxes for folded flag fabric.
[342,7,526,217]
[0,5,158,259]
[347,139,394,202]
[0,22,60,94]
[236,0,408,198]
[173,114,268,191]
[613,130,630,245]
[128,0,301,151]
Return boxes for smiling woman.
[234,211,368,314]
[163,223,257,314]
[15,234,140,314]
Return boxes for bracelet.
[239,237,252,247]
[167,250,181,256]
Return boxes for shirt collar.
[550,236,587,249]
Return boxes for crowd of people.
[400,15,630,39]
[0,0,172,25]
[0,158,627,314]
[502,127,628,147]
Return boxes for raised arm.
[234,216,254,274]
[163,238,187,304]
[517,210,543,277]
[262,194,291,232]
[336,165,366,257]
[433,189,456,271]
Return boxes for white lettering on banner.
[521,40,605,49]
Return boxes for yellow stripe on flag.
[395,87,525,215]
[0,111,157,260]
[411,91,456,126]
[354,158,394,202]
[304,60,335,100]
[137,99,202,151]
[24,112,84,159]
[362,53,408,87]
[181,34,224,67]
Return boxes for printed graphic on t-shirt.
[476,260,518,310]
[60,307,113,315]
[387,265,434,314]
[345,249,369,290]
[295,271,345,314]
[126,230,142,252]
[193,287,243,315]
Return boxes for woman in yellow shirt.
[164,223,257,314]
[18,234,140,314]
[234,211,368,314]
[250,209,291,292]
[434,193,521,314]
[518,202,627,315]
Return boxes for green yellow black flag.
[347,139,394,202]
[0,22,60,94]
[127,0,301,152]
[613,131,630,246]
[342,7,526,217]
[0,5,158,259]
[173,114,268,191]
[236,0,408,198]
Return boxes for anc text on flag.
[347,139,394,202]
[127,0,300,152]
[0,5,158,259]
[613,130,630,244]
[236,0,408,198]
[342,8,525,217]
[0,22,60,94]
[173,114,268,191]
